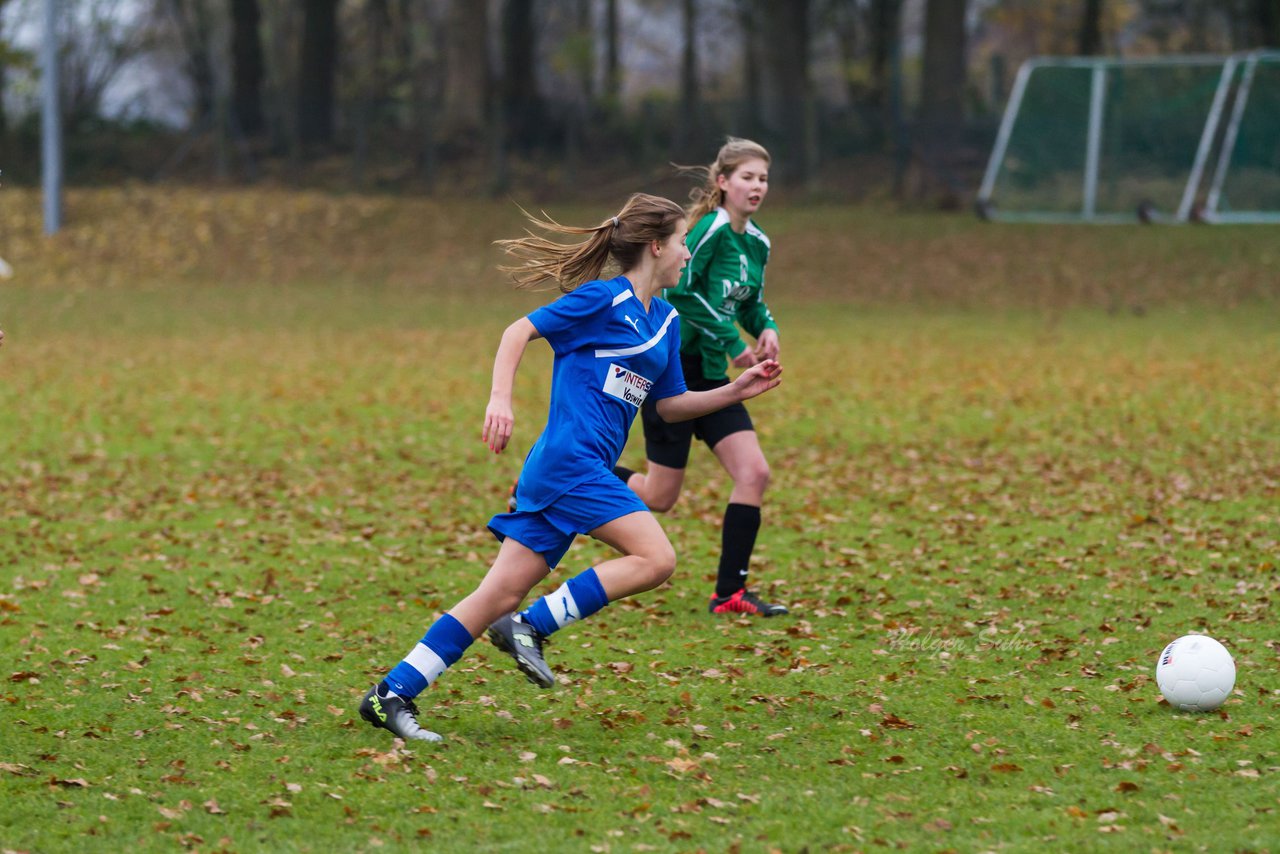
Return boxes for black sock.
[613,466,636,486]
[716,503,761,598]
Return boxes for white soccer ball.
[1155,635,1236,712]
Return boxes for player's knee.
[736,460,771,494]
[641,543,677,589]
[646,489,681,514]
[476,580,526,616]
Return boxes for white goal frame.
[977,52,1279,225]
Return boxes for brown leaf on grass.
[263,797,292,818]
[1,763,34,776]
[203,799,226,815]
[1115,781,1139,793]
[990,763,1022,773]
[49,777,91,788]
[880,714,916,730]
[9,671,39,682]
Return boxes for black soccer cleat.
[359,685,442,742]
[709,588,789,617]
[487,613,555,688]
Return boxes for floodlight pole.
[42,0,63,235]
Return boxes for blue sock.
[521,567,609,637]
[383,613,474,700]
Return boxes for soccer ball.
[1155,635,1236,712]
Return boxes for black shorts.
[641,352,754,469]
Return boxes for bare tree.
[297,0,339,147]
[1079,0,1104,54]
[759,0,815,185]
[443,0,489,139]
[918,0,966,133]
[230,0,264,135]
[603,0,620,106]
[675,0,699,158]
[57,0,155,129]
[159,0,218,123]
[501,0,541,149]
[915,0,968,203]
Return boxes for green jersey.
[663,208,779,381]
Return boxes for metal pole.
[1179,56,1238,222]
[1205,53,1259,221]
[42,0,63,235]
[1082,64,1106,221]
[977,59,1037,206]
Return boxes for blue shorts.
[487,473,648,570]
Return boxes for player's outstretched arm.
[482,317,542,454]
[654,359,781,424]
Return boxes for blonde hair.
[681,137,772,222]
[496,193,687,292]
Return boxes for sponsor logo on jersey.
[602,363,654,408]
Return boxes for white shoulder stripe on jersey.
[686,209,731,268]
[745,220,771,249]
[595,308,679,358]
[611,288,634,307]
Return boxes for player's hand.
[753,329,779,361]
[731,345,758,368]
[733,359,782,401]
[482,399,514,454]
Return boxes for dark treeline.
[1,0,1277,200]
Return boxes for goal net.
[1203,52,1280,223]
[977,53,1280,224]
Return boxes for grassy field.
[1,188,1278,851]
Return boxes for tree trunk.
[736,0,762,139]
[676,0,698,158]
[501,0,540,150]
[604,0,620,105]
[230,0,265,135]
[165,0,216,123]
[443,0,489,138]
[868,0,900,145]
[759,0,813,185]
[918,0,966,133]
[1247,0,1280,46]
[916,0,968,204]
[296,0,339,147]
[1078,0,1103,54]
[829,0,860,108]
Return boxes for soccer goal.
[976,52,1280,224]
[1201,51,1280,223]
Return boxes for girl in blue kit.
[359,193,782,741]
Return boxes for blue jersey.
[519,277,686,511]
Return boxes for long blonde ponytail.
[496,194,687,292]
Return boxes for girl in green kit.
[615,138,788,617]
